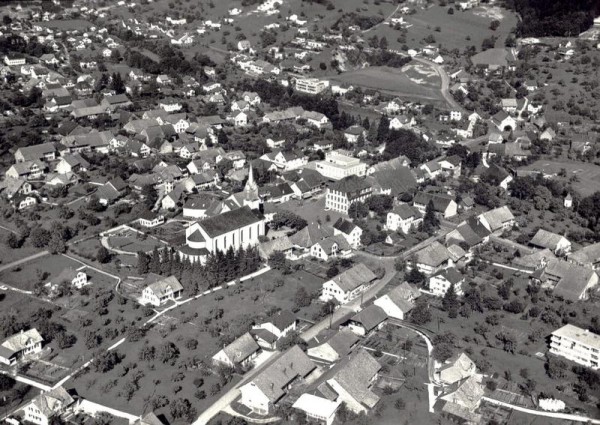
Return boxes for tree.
[326,264,339,279]
[0,374,15,391]
[268,251,288,271]
[137,252,150,274]
[96,246,111,264]
[422,200,439,234]
[141,185,158,210]
[406,268,425,285]
[442,284,459,317]
[496,332,517,354]
[169,398,196,421]
[30,228,51,248]
[158,341,180,364]
[490,20,500,30]
[409,299,431,325]
[294,286,312,308]
[433,343,455,362]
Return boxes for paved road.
[412,56,465,113]
[363,4,401,33]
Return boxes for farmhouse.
[24,386,75,425]
[307,329,360,363]
[0,329,44,365]
[320,263,377,304]
[410,241,453,276]
[428,267,465,297]
[530,259,598,301]
[569,243,600,269]
[530,229,571,255]
[239,346,316,415]
[477,206,515,234]
[332,218,362,249]
[141,274,184,306]
[437,353,477,385]
[413,192,457,218]
[252,310,297,339]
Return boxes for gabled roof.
[28,386,74,418]
[543,259,597,301]
[269,310,297,332]
[440,375,484,411]
[371,166,417,196]
[413,191,455,212]
[0,329,44,358]
[329,263,377,292]
[350,305,387,331]
[289,224,333,248]
[221,332,260,364]
[431,267,463,285]
[144,275,184,295]
[390,204,422,220]
[327,349,381,409]
[530,229,569,251]
[328,175,370,195]
[198,206,264,238]
[251,345,315,402]
[414,241,451,267]
[333,218,359,235]
[569,242,600,267]
[478,206,514,231]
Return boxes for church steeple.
[244,165,259,205]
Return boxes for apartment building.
[316,151,367,181]
[550,324,600,370]
[295,77,329,94]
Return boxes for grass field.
[330,65,444,103]
[519,159,600,196]
[0,228,42,265]
[0,254,81,292]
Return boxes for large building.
[295,77,329,94]
[315,151,367,180]
[325,175,373,215]
[550,324,599,370]
[179,206,266,263]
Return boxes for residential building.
[345,305,388,336]
[307,329,359,363]
[411,241,453,276]
[0,329,44,365]
[295,78,329,94]
[569,243,600,269]
[374,282,420,320]
[141,274,184,306]
[477,206,515,234]
[252,310,297,339]
[292,393,340,425]
[24,386,75,425]
[437,353,477,385]
[530,229,571,256]
[137,211,165,228]
[386,204,423,233]
[320,263,377,304]
[530,258,598,301]
[332,218,362,249]
[550,324,599,370]
[325,175,373,215]
[52,267,88,289]
[439,375,484,411]
[239,346,316,415]
[413,192,457,218]
[310,235,352,261]
[428,267,465,297]
[315,151,367,181]
[212,332,261,368]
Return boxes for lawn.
[519,159,600,197]
[0,254,81,292]
[0,228,42,265]
[401,4,518,52]
[330,66,444,103]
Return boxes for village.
[0,0,599,424]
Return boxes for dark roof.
[333,218,358,235]
[328,175,371,196]
[371,166,417,196]
[349,305,387,332]
[413,192,454,212]
[199,206,264,238]
[271,310,297,331]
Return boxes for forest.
[503,0,598,37]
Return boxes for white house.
[428,267,465,297]
[212,332,261,368]
[24,386,74,425]
[141,275,184,306]
[320,263,377,304]
[293,393,340,425]
[52,267,88,289]
[251,310,297,339]
[373,282,420,320]
[386,204,423,233]
[550,324,599,370]
[332,218,362,249]
[0,329,44,365]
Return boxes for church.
[177,166,266,264]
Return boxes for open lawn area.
[330,66,444,103]
[519,159,600,197]
[402,5,518,52]
[0,227,42,265]
[0,254,81,292]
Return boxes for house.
[320,263,377,304]
[411,241,453,276]
[159,97,182,112]
[478,206,515,234]
[252,310,297,339]
[324,349,381,414]
[333,218,362,249]
[530,229,571,256]
[307,329,359,363]
[258,236,294,262]
[569,243,600,270]
[530,258,598,301]
[302,110,330,129]
[212,332,261,368]
[413,192,457,218]
[389,115,415,130]
[373,282,420,320]
[491,110,517,131]
[437,353,477,385]
[325,175,373,215]
[141,274,184,306]
[481,163,513,190]
[14,143,58,163]
[564,193,573,209]
[261,150,308,171]
[292,393,340,425]
[180,206,266,264]
[428,267,465,297]
[137,210,165,228]
[344,125,367,143]
[4,54,26,66]
[133,412,165,425]
[95,178,127,206]
[310,235,352,261]
[239,345,316,415]
[439,375,484,411]
[368,162,417,197]
[55,154,89,174]
[0,179,33,200]
[470,47,516,74]
[182,194,218,219]
[24,386,75,425]
[315,151,367,181]
[550,324,600,370]
[52,267,88,289]
[386,204,423,233]
[5,160,47,180]
[295,78,329,94]
[0,329,44,365]
[445,217,491,251]
[233,111,248,127]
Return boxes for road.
[0,250,49,273]
[363,4,401,33]
[412,56,465,113]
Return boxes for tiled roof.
[330,263,377,292]
[199,206,264,238]
[0,329,43,356]
[350,305,387,332]
[530,229,568,251]
[415,241,451,267]
[221,332,260,364]
[327,349,381,409]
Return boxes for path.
[482,397,600,424]
[412,56,465,113]
[0,250,49,273]
[363,4,401,33]
[0,224,17,235]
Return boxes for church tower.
[243,165,260,210]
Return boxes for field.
[330,65,444,104]
[519,159,600,196]
[401,4,518,52]
[0,227,42,265]
[105,227,168,254]
[0,253,82,292]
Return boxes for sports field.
[519,159,600,196]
